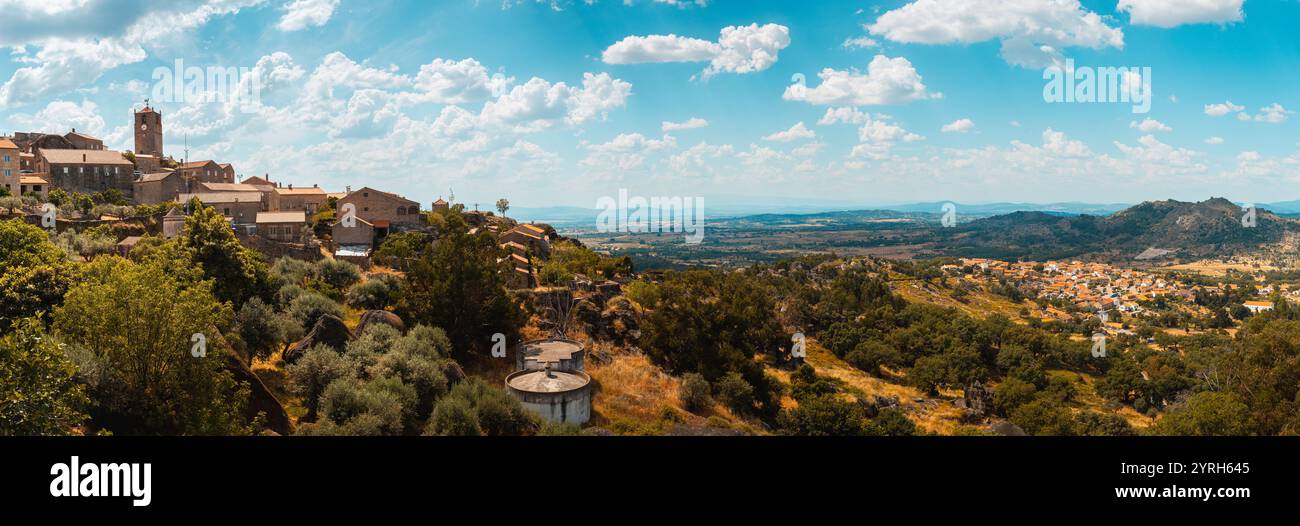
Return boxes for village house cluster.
[950,258,1287,316]
[2,102,556,288]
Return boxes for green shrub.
[678,372,712,412]
[423,378,538,436]
[316,258,362,290]
[714,372,756,415]
[288,292,344,330]
[286,345,355,420]
[346,279,393,310]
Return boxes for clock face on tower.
[141,124,148,131]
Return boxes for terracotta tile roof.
[38,149,132,165]
[0,138,18,149]
[256,211,306,224]
[200,182,263,192]
[276,187,327,196]
[176,191,263,204]
[179,160,218,170]
[137,172,178,182]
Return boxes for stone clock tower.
[134,102,163,158]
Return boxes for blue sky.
[1,0,1298,208]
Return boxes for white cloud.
[580,132,677,173]
[1117,0,1244,28]
[784,54,940,106]
[602,23,790,77]
[662,117,709,131]
[480,72,632,132]
[1238,103,1293,124]
[866,0,1124,68]
[7,99,109,138]
[842,36,878,49]
[1112,134,1204,174]
[1204,100,1244,116]
[817,107,871,125]
[278,0,340,31]
[941,118,975,133]
[1041,128,1091,157]
[0,0,267,109]
[668,142,736,178]
[763,122,815,142]
[1204,136,1224,145]
[403,58,513,104]
[601,34,718,63]
[792,142,825,157]
[1129,117,1172,132]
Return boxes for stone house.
[499,223,551,259]
[37,149,135,197]
[177,160,232,184]
[64,130,105,151]
[274,185,327,214]
[256,211,308,243]
[134,171,192,204]
[19,174,49,199]
[337,186,424,229]
[177,191,263,225]
[0,138,18,195]
[332,216,377,247]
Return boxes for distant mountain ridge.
[934,197,1293,261]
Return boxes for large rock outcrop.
[283,314,354,364]
[355,310,405,336]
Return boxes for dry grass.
[891,279,1027,321]
[586,353,754,435]
[1053,369,1154,429]
[251,355,306,423]
[800,340,966,435]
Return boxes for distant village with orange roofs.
[947,258,1293,319]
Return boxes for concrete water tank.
[505,365,592,424]
[516,338,585,372]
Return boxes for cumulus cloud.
[7,99,109,137]
[1204,100,1244,116]
[278,0,340,31]
[480,72,632,132]
[579,132,677,173]
[784,54,939,106]
[817,107,872,126]
[1204,136,1225,145]
[403,58,513,104]
[763,122,816,142]
[866,0,1123,68]
[1237,103,1293,124]
[842,36,879,49]
[1129,118,1172,132]
[602,23,790,78]
[0,0,267,109]
[941,118,975,133]
[1117,0,1244,28]
[1040,128,1091,157]
[662,117,709,131]
[1112,134,1204,174]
